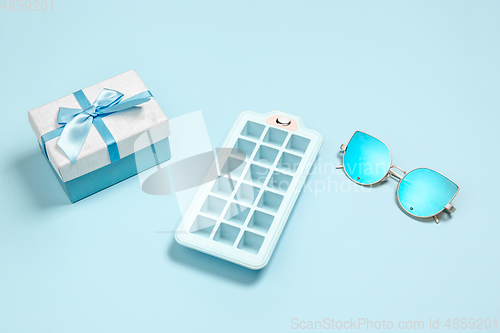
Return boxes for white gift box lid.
[28,70,170,182]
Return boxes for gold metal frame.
[337,131,460,224]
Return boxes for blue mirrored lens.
[398,168,458,217]
[343,131,391,184]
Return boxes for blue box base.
[41,137,171,203]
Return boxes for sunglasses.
[337,131,459,223]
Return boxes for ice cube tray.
[175,111,323,269]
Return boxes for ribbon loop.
[92,89,124,109]
[40,88,153,165]
[58,107,84,124]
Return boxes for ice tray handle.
[266,114,298,131]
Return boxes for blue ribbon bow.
[41,88,153,164]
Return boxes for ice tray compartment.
[200,195,226,217]
[175,111,323,270]
[232,138,256,158]
[235,183,260,205]
[286,134,310,154]
[253,145,279,166]
[244,164,269,185]
[213,223,240,246]
[257,190,284,213]
[247,210,274,233]
[189,215,217,238]
[263,127,288,147]
[221,156,246,178]
[267,171,293,193]
[277,152,302,173]
[237,231,265,254]
[224,202,251,225]
[240,121,265,140]
[211,176,236,197]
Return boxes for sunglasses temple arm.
[445,203,456,213]
[434,204,456,224]
[336,144,347,169]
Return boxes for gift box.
[28,70,171,203]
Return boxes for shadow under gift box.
[27,70,171,203]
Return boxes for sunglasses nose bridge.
[389,165,407,180]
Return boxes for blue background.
[1,1,499,332]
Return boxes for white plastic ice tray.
[175,111,323,269]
